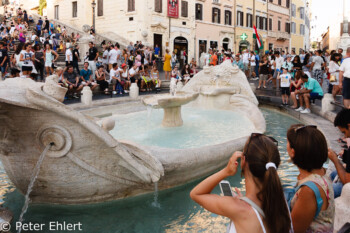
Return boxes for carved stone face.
[82,24,90,33]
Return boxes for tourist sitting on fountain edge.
[190,134,292,233]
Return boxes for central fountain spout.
[142,92,199,127]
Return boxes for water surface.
[2,108,300,232]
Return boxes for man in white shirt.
[115,44,122,66]
[339,47,350,108]
[249,51,257,80]
[65,46,73,67]
[129,63,140,84]
[311,50,325,85]
[108,45,118,71]
[242,49,250,77]
[110,63,124,95]
[273,51,285,80]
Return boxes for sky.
[310,0,344,40]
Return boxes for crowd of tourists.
[191,108,350,233]
[202,47,350,111]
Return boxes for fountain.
[0,60,265,204]
[142,92,199,127]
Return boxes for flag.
[253,25,263,49]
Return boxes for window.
[291,4,296,17]
[246,13,252,28]
[155,0,162,13]
[269,43,273,50]
[286,22,291,33]
[278,0,281,5]
[97,0,103,16]
[269,0,273,2]
[237,11,243,26]
[181,1,188,17]
[128,0,135,12]
[291,22,296,33]
[213,0,219,3]
[72,1,77,17]
[300,7,304,19]
[54,5,59,20]
[269,18,272,30]
[278,20,281,31]
[225,10,232,25]
[212,8,221,24]
[300,24,305,35]
[286,0,290,8]
[195,4,203,20]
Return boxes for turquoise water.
[109,108,255,149]
[2,108,300,233]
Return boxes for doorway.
[174,36,188,68]
[153,34,163,57]
[222,38,229,51]
[199,40,207,59]
[239,40,250,53]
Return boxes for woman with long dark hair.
[328,53,341,99]
[34,44,44,81]
[302,53,312,78]
[191,134,291,233]
[287,125,334,232]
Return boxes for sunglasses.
[244,133,278,156]
[294,125,317,133]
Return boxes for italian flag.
[253,25,263,49]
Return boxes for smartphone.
[219,180,234,197]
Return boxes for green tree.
[39,0,47,16]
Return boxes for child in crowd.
[150,65,161,89]
[279,67,291,106]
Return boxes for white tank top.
[227,197,266,233]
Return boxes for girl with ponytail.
[190,134,291,233]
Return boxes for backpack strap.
[295,181,323,219]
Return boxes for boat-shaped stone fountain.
[0,60,265,204]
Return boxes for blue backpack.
[284,181,324,219]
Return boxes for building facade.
[290,0,306,53]
[195,0,235,58]
[266,0,291,52]
[47,0,196,60]
[234,0,268,53]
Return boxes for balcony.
[268,31,290,41]
[268,4,290,15]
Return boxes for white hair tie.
[266,162,277,170]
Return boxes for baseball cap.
[121,63,127,68]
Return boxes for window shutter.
[286,0,290,8]
[200,4,203,20]
[246,13,249,27]
[181,1,188,17]
[218,9,221,24]
[250,14,252,27]
[212,8,215,23]
[155,0,162,13]
[260,17,264,29]
[97,0,103,16]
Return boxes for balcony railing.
[268,31,290,40]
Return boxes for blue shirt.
[232,60,244,70]
[80,69,92,81]
[304,77,324,96]
[155,47,160,55]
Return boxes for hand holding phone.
[220,180,235,197]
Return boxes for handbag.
[330,73,338,83]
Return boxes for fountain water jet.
[17,144,52,233]
[151,182,160,208]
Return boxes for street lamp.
[91,0,96,33]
